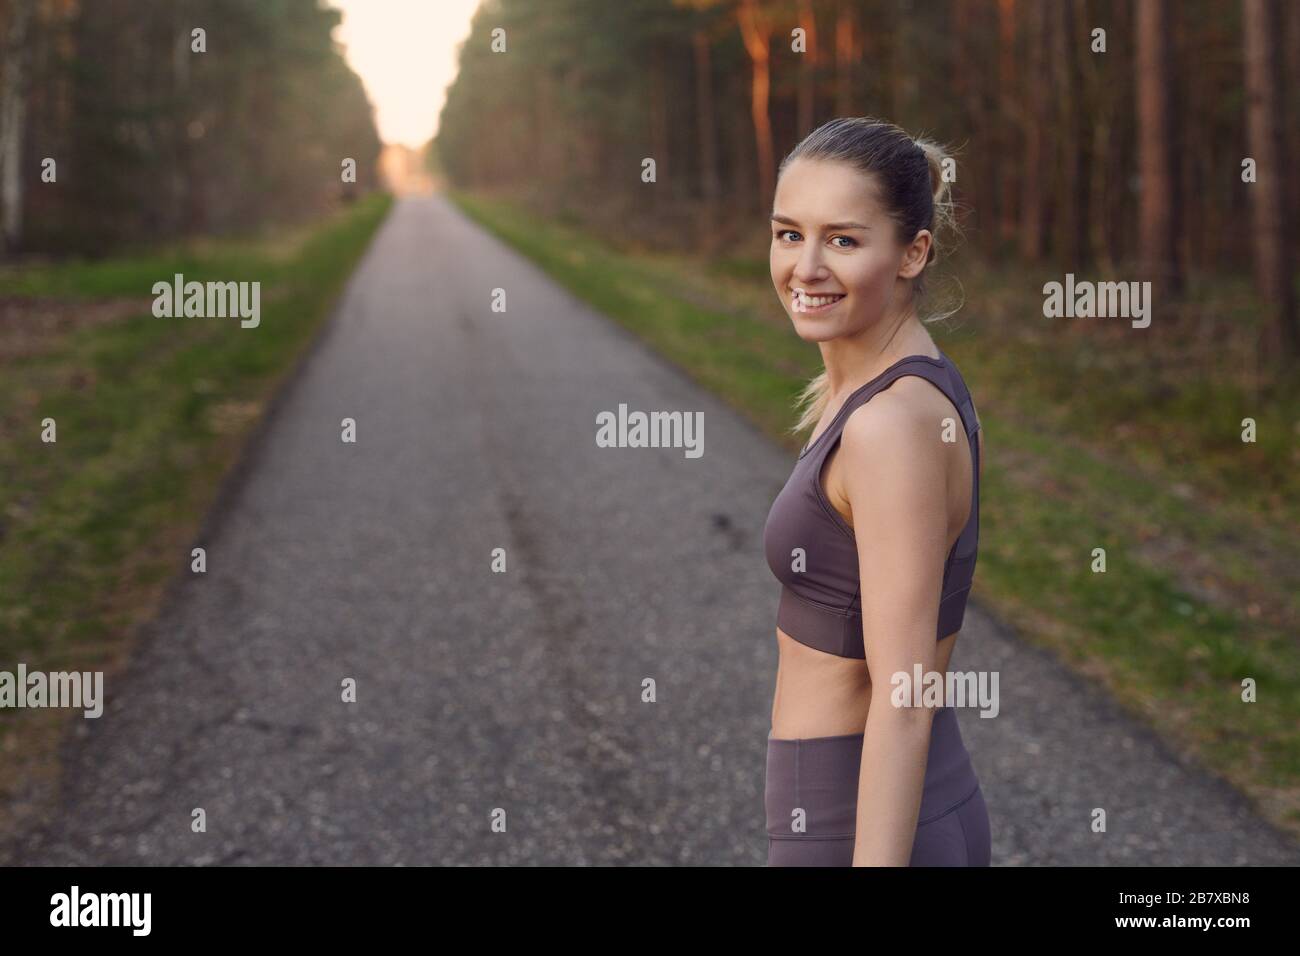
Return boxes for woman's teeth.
[792,290,845,312]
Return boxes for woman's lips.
[791,288,846,314]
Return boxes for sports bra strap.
[834,356,979,444]
[833,355,980,564]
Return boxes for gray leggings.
[766,706,991,866]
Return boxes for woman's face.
[769,157,921,342]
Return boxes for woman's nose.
[793,248,825,281]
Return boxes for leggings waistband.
[765,706,978,838]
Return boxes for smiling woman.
[760,116,988,868]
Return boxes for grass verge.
[0,192,393,841]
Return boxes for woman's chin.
[790,316,843,342]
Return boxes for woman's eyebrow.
[770,213,870,230]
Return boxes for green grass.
[448,187,1300,834]
[0,193,392,676]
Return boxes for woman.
[762,117,990,866]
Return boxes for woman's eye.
[774,230,857,248]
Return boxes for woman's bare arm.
[834,380,951,866]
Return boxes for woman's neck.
[819,310,935,398]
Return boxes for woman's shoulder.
[845,371,958,432]
[838,377,951,467]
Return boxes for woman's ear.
[897,229,932,279]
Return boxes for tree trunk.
[1283,0,1299,252]
[693,28,720,253]
[953,0,985,238]
[856,0,892,119]
[1060,0,1091,268]
[650,40,670,193]
[796,0,817,136]
[833,0,858,117]
[1135,0,1183,296]
[1018,0,1045,259]
[1,0,36,254]
[997,0,1018,243]
[737,0,774,213]
[1242,0,1298,359]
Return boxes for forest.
[435,0,1299,370]
[0,0,382,255]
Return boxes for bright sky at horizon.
[325,0,482,149]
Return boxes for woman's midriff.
[772,374,974,739]
[770,627,960,739]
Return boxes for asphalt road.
[9,195,1298,865]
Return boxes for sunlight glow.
[326,0,481,149]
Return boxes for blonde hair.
[777,117,963,438]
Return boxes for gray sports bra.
[762,351,981,659]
